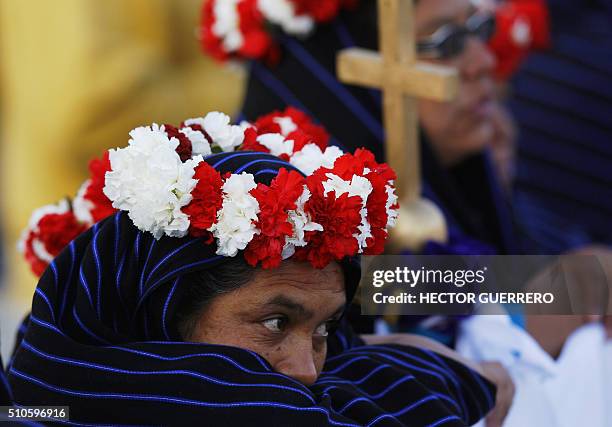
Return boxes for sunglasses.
[417,13,496,59]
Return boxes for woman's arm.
[361,333,486,375]
[361,333,515,427]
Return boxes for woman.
[234,0,518,254]
[9,114,495,425]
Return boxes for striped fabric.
[510,2,612,252]
[8,152,494,426]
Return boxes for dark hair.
[173,255,256,340]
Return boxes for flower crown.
[19,107,398,275]
[489,0,550,80]
[201,0,358,62]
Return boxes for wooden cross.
[337,0,459,250]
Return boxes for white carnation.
[17,199,71,261]
[103,124,202,239]
[273,116,297,135]
[282,186,323,259]
[27,199,70,230]
[239,120,254,132]
[282,14,314,35]
[511,17,531,47]
[257,0,314,35]
[185,112,244,152]
[180,126,212,157]
[323,173,373,253]
[73,179,94,224]
[289,144,344,175]
[256,133,294,157]
[32,239,54,263]
[183,117,206,129]
[212,0,244,52]
[385,183,399,229]
[209,173,260,257]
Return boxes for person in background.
[238,0,518,255]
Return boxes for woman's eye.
[262,317,285,333]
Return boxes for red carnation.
[291,0,341,22]
[305,148,396,256]
[240,125,294,161]
[38,212,88,256]
[287,130,314,153]
[23,211,88,276]
[84,152,116,223]
[180,122,214,145]
[22,232,50,277]
[294,175,362,268]
[341,0,359,10]
[285,106,330,150]
[240,126,268,152]
[252,110,285,135]
[200,0,273,62]
[354,148,396,182]
[201,0,231,61]
[489,0,550,80]
[362,171,390,254]
[253,107,329,151]
[327,149,396,183]
[164,124,193,162]
[326,153,365,180]
[183,162,224,241]
[237,0,275,60]
[364,227,388,255]
[364,171,388,229]
[341,149,397,253]
[290,0,358,23]
[244,169,305,268]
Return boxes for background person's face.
[187,260,346,386]
[415,0,497,167]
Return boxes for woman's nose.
[460,37,496,81]
[275,344,319,386]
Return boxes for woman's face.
[187,260,346,386]
[415,0,498,167]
